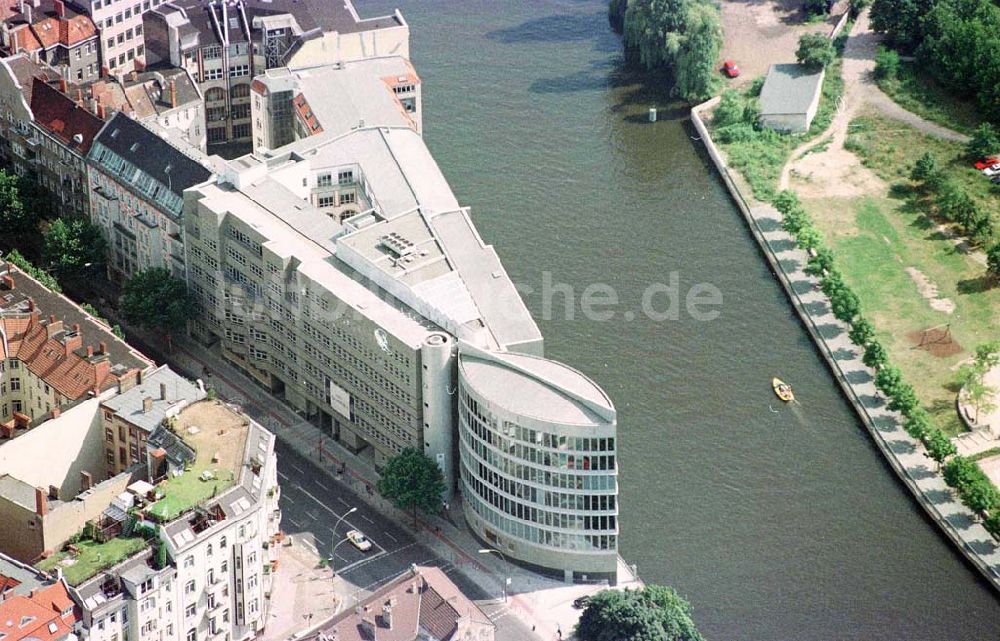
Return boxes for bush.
[715,123,760,144]
[874,46,900,81]
[713,90,749,128]
[773,190,802,215]
[966,122,999,161]
[796,33,836,70]
[5,250,60,293]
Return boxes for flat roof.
[759,63,824,116]
[259,57,417,138]
[459,348,615,427]
[101,365,206,434]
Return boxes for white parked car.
[982,163,1000,177]
[346,529,372,552]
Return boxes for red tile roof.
[30,77,103,154]
[0,582,78,641]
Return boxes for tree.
[848,317,876,347]
[961,479,1000,516]
[713,90,748,128]
[910,151,937,184]
[848,0,871,18]
[922,428,956,467]
[829,287,861,322]
[795,224,823,251]
[0,170,31,246]
[804,246,835,276]
[42,219,106,286]
[965,378,997,424]
[803,0,830,17]
[672,2,722,103]
[869,0,935,52]
[576,586,704,641]
[608,0,628,34]
[622,0,723,101]
[875,365,903,396]
[773,190,802,215]
[120,268,196,336]
[903,408,933,439]
[989,243,1000,281]
[943,455,979,492]
[376,447,445,527]
[967,122,999,160]
[886,382,919,416]
[863,339,888,369]
[796,33,835,70]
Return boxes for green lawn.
[846,112,1000,236]
[877,62,984,136]
[803,190,1000,435]
[36,537,149,585]
[147,462,235,522]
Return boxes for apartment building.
[250,55,421,152]
[143,0,410,148]
[0,0,101,82]
[67,0,156,75]
[70,400,280,641]
[0,265,152,432]
[89,67,207,151]
[87,111,213,280]
[305,565,495,641]
[0,556,79,641]
[100,365,205,476]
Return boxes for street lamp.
[478,548,510,603]
[328,506,357,574]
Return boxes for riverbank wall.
[690,97,1000,593]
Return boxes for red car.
[721,60,741,78]
[974,157,998,170]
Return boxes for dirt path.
[779,11,969,192]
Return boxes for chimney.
[63,331,82,357]
[45,317,64,339]
[94,356,110,386]
[169,79,176,109]
[80,471,92,491]
[50,407,60,418]
[143,397,153,413]
[130,70,138,82]
[86,345,94,358]
[59,78,67,94]
[381,602,393,630]
[98,341,107,354]
[34,487,47,517]
[76,87,83,103]
[0,274,13,290]
[48,485,59,501]
[23,4,32,25]
[160,383,167,401]
[96,103,106,120]
[28,299,38,324]
[53,0,64,17]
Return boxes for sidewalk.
[161,337,641,641]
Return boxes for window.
[184,556,195,568]
[204,68,224,81]
[184,580,195,594]
[203,45,222,59]
[317,196,335,208]
[229,64,249,78]
[339,193,355,206]
[317,173,332,187]
[205,87,226,102]
[186,629,195,641]
[185,604,196,619]
[231,83,250,99]
[9,378,19,391]
[338,170,353,184]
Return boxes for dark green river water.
[358,1,1000,638]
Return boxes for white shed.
[759,63,825,134]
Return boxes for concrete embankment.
[690,97,1000,593]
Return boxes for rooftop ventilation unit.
[379,232,415,258]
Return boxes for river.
[358,1,1000,638]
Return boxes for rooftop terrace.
[146,400,249,522]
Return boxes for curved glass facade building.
[457,346,618,583]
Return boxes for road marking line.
[287,517,301,528]
[336,497,349,507]
[360,514,374,525]
[300,538,319,555]
[277,471,290,481]
[289,464,306,475]
[383,531,398,543]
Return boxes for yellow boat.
[772,377,794,402]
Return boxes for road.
[274,440,541,641]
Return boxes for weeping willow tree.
[617,0,723,103]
